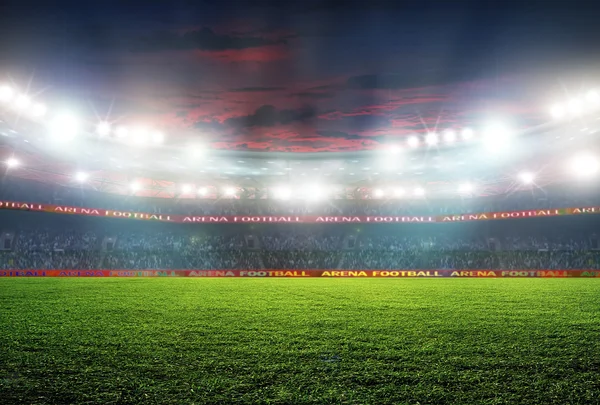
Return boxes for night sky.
[1,0,599,152]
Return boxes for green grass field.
[1,279,599,404]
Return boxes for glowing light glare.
[131,127,149,145]
[224,187,236,196]
[75,171,88,182]
[152,131,164,144]
[197,187,208,196]
[586,89,600,104]
[570,154,599,177]
[5,157,19,168]
[115,126,128,138]
[14,94,31,110]
[458,182,474,193]
[550,104,565,119]
[95,121,111,136]
[274,186,292,200]
[413,187,425,197]
[181,184,192,194]
[393,187,405,197]
[483,122,513,151]
[443,130,457,143]
[461,128,474,140]
[305,184,325,201]
[130,182,141,192]
[373,188,385,198]
[389,144,402,154]
[519,172,535,184]
[31,103,46,117]
[0,85,14,102]
[188,145,205,158]
[48,112,80,141]
[425,132,439,146]
[567,98,583,115]
[407,136,419,148]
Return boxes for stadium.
[1,1,600,404]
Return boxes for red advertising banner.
[1,200,600,224]
[1,269,600,277]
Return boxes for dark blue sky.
[1,0,599,151]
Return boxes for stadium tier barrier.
[2,200,600,223]
[2,270,600,277]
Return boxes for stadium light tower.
[5,157,19,168]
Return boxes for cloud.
[225,104,317,128]
[132,27,286,52]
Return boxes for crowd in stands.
[1,223,599,270]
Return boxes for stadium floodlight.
[96,121,111,136]
[407,136,419,148]
[413,187,425,197]
[48,112,80,141]
[443,130,457,143]
[14,94,31,110]
[188,145,205,158]
[425,132,439,146]
[273,186,292,200]
[389,144,402,154]
[197,187,208,196]
[31,103,47,118]
[305,184,325,201]
[373,188,385,198]
[75,171,88,182]
[518,171,535,184]
[0,85,14,102]
[482,122,513,151]
[181,184,192,194]
[458,182,474,193]
[461,128,474,140]
[131,127,149,145]
[570,153,599,177]
[5,157,19,168]
[130,182,141,192]
[115,126,128,138]
[224,187,236,197]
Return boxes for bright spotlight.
[14,95,31,110]
[96,122,111,136]
[305,184,325,201]
[48,112,80,141]
[197,187,208,196]
[373,188,385,198]
[31,103,47,118]
[586,90,600,104]
[224,187,236,196]
[550,104,565,119]
[443,130,457,143]
[181,184,192,194]
[393,187,405,197]
[75,171,88,182]
[519,172,535,184]
[570,154,599,177]
[407,136,419,148]
[482,122,513,151]
[130,182,141,192]
[413,187,425,197]
[115,126,129,138]
[425,132,438,146]
[458,183,474,193]
[5,157,19,168]
[461,128,474,140]
[0,85,14,102]
[389,144,402,154]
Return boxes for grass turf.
[0,279,599,404]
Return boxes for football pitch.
[1,279,599,404]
